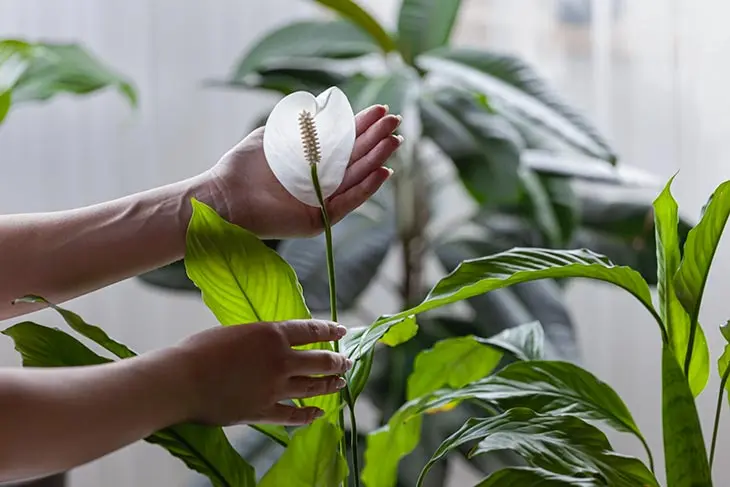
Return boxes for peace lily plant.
[5,76,730,487]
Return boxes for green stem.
[710,365,730,467]
[311,164,361,487]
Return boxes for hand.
[166,320,352,426]
[209,104,402,238]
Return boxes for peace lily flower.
[263,86,356,207]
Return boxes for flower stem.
[311,164,361,487]
[710,364,730,467]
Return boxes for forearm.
[0,171,222,319]
[0,349,187,482]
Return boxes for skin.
[0,104,402,482]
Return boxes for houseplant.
[138,0,691,483]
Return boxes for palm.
[211,106,401,239]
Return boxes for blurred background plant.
[134,0,693,485]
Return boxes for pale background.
[1,0,730,485]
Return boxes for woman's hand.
[209,104,402,238]
[165,319,352,426]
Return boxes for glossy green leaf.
[661,346,712,487]
[419,408,657,487]
[407,336,502,400]
[474,467,605,486]
[215,62,347,96]
[719,336,730,406]
[313,0,396,52]
[653,179,709,395]
[278,191,395,312]
[474,320,544,361]
[11,43,136,107]
[229,20,379,81]
[418,48,615,161]
[388,360,652,468]
[347,347,374,402]
[249,424,290,448]
[397,0,462,63]
[349,69,420,115]
[0,40,36,124]
[185,199,310,325]
[362,407,422,487]
[184,199,336,414]
[1,322,256,487]
[519,168,562,246]
[343,316,416,361]
[14,295,136,359]
[378,247,663,339]
[0,89,10,124]
[674,180,730,378]
[380,318,419,347]
[420,91,522,205]
[258,417,347,487]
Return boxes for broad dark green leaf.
[406,336,503,400]
[343,316,416,362]
[350,69,419,115]
[397,0,462,63]
[184,199,336,414]
[719,322,730,407]
[14,295,136,359]
[653,179,709,396]
[420,90,522,205]
[313,0,396,52]
[229,21,379,81]
[661,346,712,487]
[674,180,730,379]
[1,322,256,487]
[278,193,395,312]
[475,467,605,486]
[249,424,290,448]
[11,43,136,107]
[379,247,662,338]
[418,48,615,161]
[258,417,348,487]
[389,360,652,467]
[474,320,544,361]
[215,62,347,96]
[185,199,310,325]
[519,168,562,247]
[362,407,422,487]
[419,408,657,487]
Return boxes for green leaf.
[420,90,522,205]
[674,180,730,377]
[343,316,416,361]
[362,409,422,487]
[350,69,420,114]
[0,89,10,124]
[278,192,395,312]
[380,247,663,339]
[418,48,615,161]
[420,408,657,487]
[12,43,136,107]
[719,339,730,406]
[258,417,348,487]
[228,20,379,81]
[347,347,374,402]
[390,360,653,468]
[474,467,606,486]
[14,295,136,359]
[184,198,310,325]
[518,168,562,246]
[1,322,256,487]
[249,424,290,448]
[474,320,544,361]
[407,336,502,401]
[380,318,419,347]
[215,62,347,96]
[661,346,712,487]
[397,0,463,63]
[313,0,396,53]
[653,178,709,396]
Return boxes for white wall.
[3,0,730,485]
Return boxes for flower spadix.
[263,86,356,207]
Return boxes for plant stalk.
[710,362,730,467]
[311,164,360,487]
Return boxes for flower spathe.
[263,86,356,207]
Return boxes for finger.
[260,404,324,425]
[335,134,402,196]
[350,114,402,163]
[279,319,348,346]
[284,375,347,399]
[329,166,393,222]
[287,349,353,376]
[355,104,389,137]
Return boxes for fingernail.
[394,114,403,127]
[335,325,347,338]
[385,167,394,176]
[396,134,405,144]
[382,104,390,113]
[345,358,354,370]
[336,377,347,389]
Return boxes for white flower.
[263,86,356,207]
